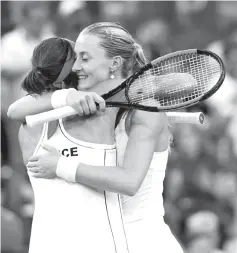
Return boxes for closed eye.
[82,57,89,62]
[79,52,90,62]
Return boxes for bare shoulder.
[129,110,169,151]
[130,110,167,132]
[18,124,44,165]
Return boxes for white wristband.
[56,155,79,182]
[51,88,75,109]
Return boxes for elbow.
[122,180,142,196]
[124,189,137,197]
[110,170,144,196]
[125,186,140,196]
[7,104,24,121]
[7,104,15,119]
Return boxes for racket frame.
[102,49,225,112]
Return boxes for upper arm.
[74,111,168,196]
[122,111,167,192]
[7,92,53,122]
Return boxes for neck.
[88,78,126,95]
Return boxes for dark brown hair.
[22,37,76,95]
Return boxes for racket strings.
[127,53,221,107]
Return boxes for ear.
[110,56,123,72]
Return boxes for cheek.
[92,64,110,81]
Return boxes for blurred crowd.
[1,1,237,253]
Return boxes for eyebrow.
[78,51,89,56]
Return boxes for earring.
[110,74,115,79]
[110,69,115,79]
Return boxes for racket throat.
[106,102,132,109]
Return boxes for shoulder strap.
[114,108,127,129]
[47,120,58,139]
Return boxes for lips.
[78,75,88,79]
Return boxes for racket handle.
[26,106,204,127]
[26,106,77,127]
[167,112,204,125]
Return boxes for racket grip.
[26,106,205,127]
[26,106,77,127]
[167,112,204,125]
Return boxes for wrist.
[51,88,76,109]
[56,155,79,182]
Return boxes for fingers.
[41,143,59,153]
[85,93,106,113]
[27,168,55,179]
[30,171,45,178]
[32,174,43,178]
[27,166,39,173]
[97,102,106,112]
[80,98,90,115]
[27,166,43,178]
[67,90,106,116]
[71,103,84,116]
[92,94,106,111]
[73,94,105,115]
[27,166,46,178]
[28,156,39,162]
[66,90,84,116]
[86,95,97,114]
[26,161,38,168]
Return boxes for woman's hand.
[26,143,61,179]
[66,90,106,116]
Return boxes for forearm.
[56,112,165,196]
[7,93,53,122]
[76,163,136,196]
[78,113,167,196]
[7,88,75,122]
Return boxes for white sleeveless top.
[115,111,168,221]
[115,112,184,253]
[28,119,129,253]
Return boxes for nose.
[72,58,82,72]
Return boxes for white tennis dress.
[115,111,184,253]
[28,119,129,253]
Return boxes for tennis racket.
[97,48,224,111]
[26,108,204,127]
[26,48,223,126]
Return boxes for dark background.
[1,1,237,252]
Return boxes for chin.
[77,81,91,91]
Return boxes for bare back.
[62,108,119,145]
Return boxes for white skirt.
[124,217,184,253]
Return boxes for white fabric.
[28,120,129,253]
[51,88,74,109]
[124,218,184,253]
[56,154,78,182]
[115,110,184,253]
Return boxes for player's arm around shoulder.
[122,110,168,195]
[7,92,53,122]
[7,89,106,122]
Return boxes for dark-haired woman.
[9,37,128,253]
